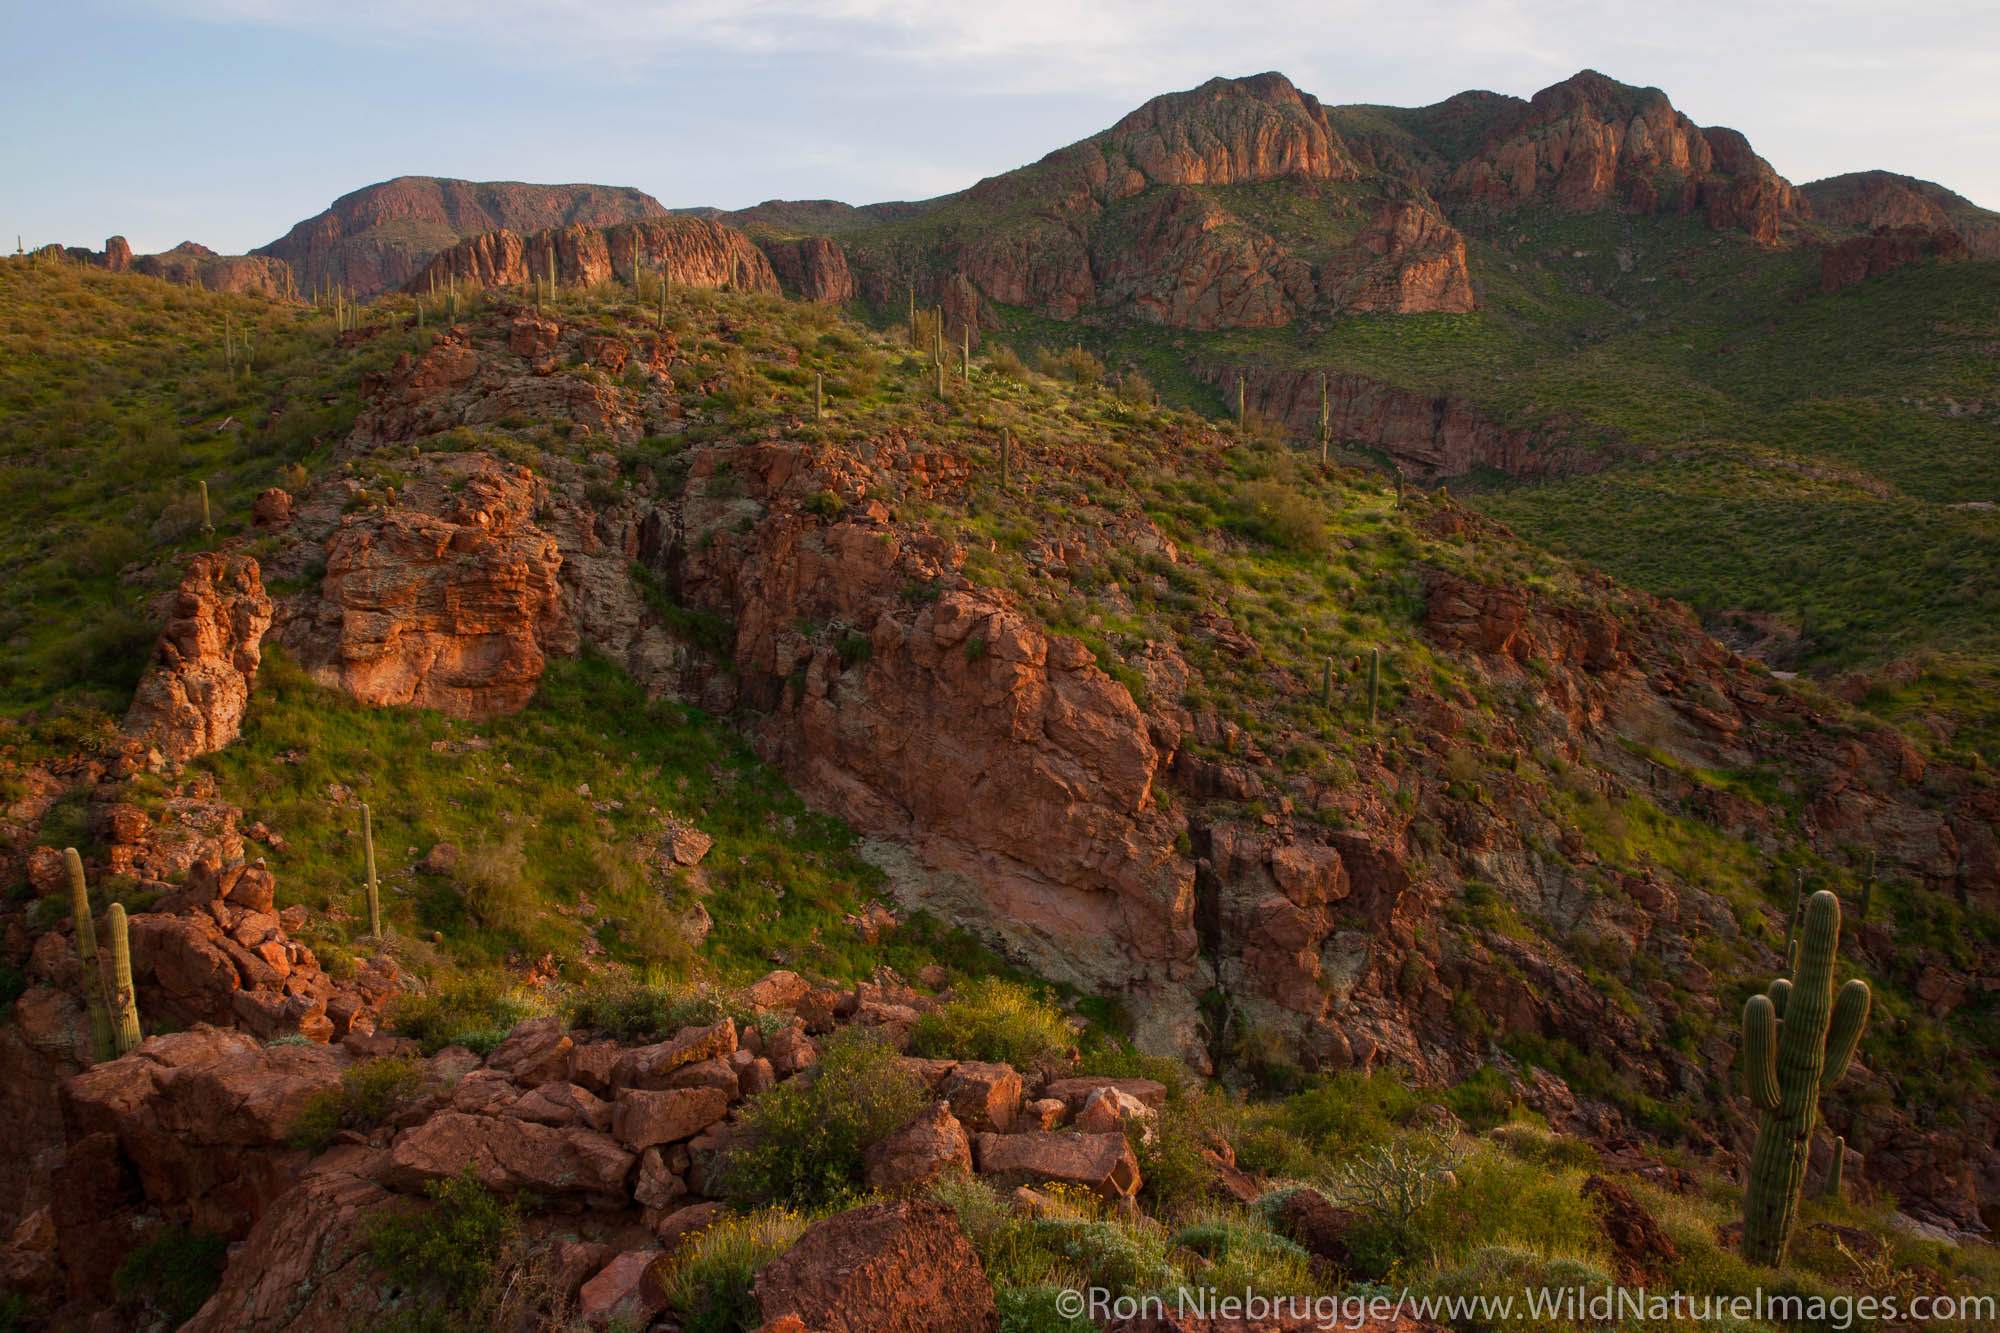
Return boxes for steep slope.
[253,175,669,299]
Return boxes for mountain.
[251,175,670,299]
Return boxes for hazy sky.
[7,1,1998,255]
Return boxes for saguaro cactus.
[66,849,115,1061]
[1740,889,1871,1266]
[815,372,824,421]
[1368,648,1381,725]
[1000,429,1011,489]
[1823,1136,1846,1200]
[105,903,142,1056]
[1319,371,1330,464]
[362,802,382,938]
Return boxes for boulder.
[485,1017,574,1086]
[1074,1086,1156,1140]
[863,1101,973,1193]
[1042,1076,1169,1113]
[614,1019,737,1088]
[754,1199,997,1333]
[387,1111,634,1199]
[180,1170,396,1333]
[611,1086,731,1151]
[972,1131,1141,1198]
[940,1061,1022,1133]
[577,1248,667,1330]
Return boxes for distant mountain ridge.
[251,175,669,299]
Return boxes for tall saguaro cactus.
[362,802,382,938]
[66,848,115,1061]
[105,903,143,1056]
[1740,889,1871,1266]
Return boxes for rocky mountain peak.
[1108,71,1360,185]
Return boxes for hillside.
[2,251,1998,1329]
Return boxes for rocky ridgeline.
[1,967,1277,1332]
[406,217,780,300]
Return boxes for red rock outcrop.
[123,552,273,764]
[254,175,670,299]
[1094,187,1314,328]
[407,216,778,296]
[101,236,131,272]
[285,457,577,718]
[1108,72,1360,185]
[131,242,295,297]
[1802,170,2000,258]
[1319,200,1475,314]
[761,234,858,303]
[1197,361,1602,480]
[1445,70,1804,242]
[753,1199,998,1333]
[1819,225,1969,292]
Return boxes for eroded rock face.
[130,243,295,296]
[1801,170,2000,258]
[181,1168,398,1333]
[762,234,858,303]
[287,457,576,718]
[255,175,670,299]
[124,553,273,763]
[1108,72,1359,186]
[1819,225,1969,292]
[409,216,779,296]
[1201,362,1598,481]
[753,1199,998,1333]
[1445,70,1805,242]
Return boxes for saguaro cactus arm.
[1742,994,1781,1112]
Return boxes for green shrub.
[1422,1246,1619,1332]
[387,974,544,1055]
[805,489,845,519]
[996,1285,1096,1333]
[1233,481,1328,554]
[1172,1213,1318,1295]
[1134,1094,1226,1216]
[1407,1141,1604,1266]
[723,1030,926,1209]
[1275,1069,1421,1158]
[909,978,1073,1068]
[659,1206,809,1333]
[111,1224,228,1324]
[369,1168,519,1312]
[0,961,24,1009]
[1026,1217,1182,1296]
[0,1290,37,1333]
[289,1056,425,1151]
[561,976,758,1043]
[453,831,535,933]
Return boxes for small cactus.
[1740,890,1871,1266]
[1000,429,1011,489]
[362,801,382,938]
[106,902,142,1057]
[1823,1136,1845,1200]
[66,849,115,1062]
[1368,648,1381,725]
[199,479,214,535]
[815,372,824,421]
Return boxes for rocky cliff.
[407,217,777,296]
[129,242,294,297]
[254,176,669,299]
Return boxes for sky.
[5,0,1999,255]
